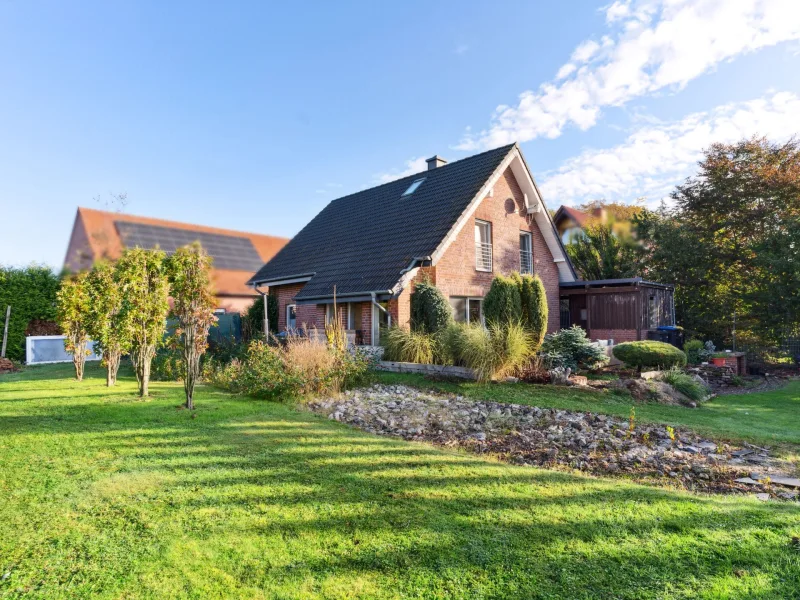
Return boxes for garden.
[1,247,799,598]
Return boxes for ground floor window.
[449,297,483,324]
[286,304,297,330]
[348,303,363,330]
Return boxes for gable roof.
[554,205,590,228]
[248,144,575,299]
[66,207,288,297]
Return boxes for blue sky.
[2,0,799,268]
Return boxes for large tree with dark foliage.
[635,137,800,347]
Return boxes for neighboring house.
[552,205,606,245]
[247,144,577,345]
[64,207,288,313]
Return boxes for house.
[247,144,577,345]
[64,207,289,313]
[552,205,606,245]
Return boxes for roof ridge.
[329,143,517,204]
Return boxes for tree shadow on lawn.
[3,388,800,599]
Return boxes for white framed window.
[519,231,533,274]
[449,296,483,325]
[286,304,297,330]
[475,220,492,271]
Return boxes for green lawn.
[375,372,800,447]
[1,364,799,599]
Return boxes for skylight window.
[402,178,426,196]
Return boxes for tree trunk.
[105,348,121,386]
[73,339,86,381]
[184,324,198,410]
[134,345,154,397]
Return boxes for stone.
[731,449,754,457]
[734,477,759,485]
[769,476,800,488]
[754,493,771,501]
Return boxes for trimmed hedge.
[613,340,687,371]
[0,265,61,361]
[515,273,548,349]
[410,280,452,333]
[483,274,522,326]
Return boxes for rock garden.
[309,384,800,501]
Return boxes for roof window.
[402,178,426,196]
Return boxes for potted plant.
[711,352,729,367]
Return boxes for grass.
[375,371,800,447]
[0,364,797,599]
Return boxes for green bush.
[0,265,61,361]
[150,346,184,381]
[613,341,687,371]
[208,339,372,400]
[383,326,436,364]
[440,321,533,382]
[659,367,709,402]
[483,275,522,326]
[410,280,452,333]
[244,294,279,339]
[514,273,548,349]
[540,326,608,372]
[684,339,704,365]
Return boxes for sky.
[2,0,800,269]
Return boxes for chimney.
[426,155,448,170]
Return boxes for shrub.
[410,280,452,333]
[0,265,61,362]
[540,326,608,372]
[383,326,436,364]
[659,367,709,402]
[56,272,91,381]
[243,294,279,340]
[208,338,372,400]
[684,339,704,365]
[613,341,687,371]
[150,346,184,382]
[453,321,533,382]
[483,275,522,326]
[515,273,548,349]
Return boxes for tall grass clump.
[659,367,710,402]
[447,321,533,382]
[382,326,436,364]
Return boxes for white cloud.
[375,157,428,184]
[456,0,800,151]
[537,91,800,207]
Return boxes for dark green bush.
[514,273,548,349]
[613,341,687,371]
[0,265,61,361]
[684,339,704,365]
[410,280,452,333]
[150,346,184,381]
[483,275,522,326]
[540,326,608,372]
[243,294,279,340]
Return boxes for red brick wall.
[432,167,562,332]
[589,328,638,343]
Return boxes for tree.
[410,279,452,333]
[167,243,217,409]
[566,223,641,280]
[117,247,170,397]
[483,275,522,326]
[515,273,548,350]
[85,261,129,386]
[636,136,800,347]
[56,272,91,380]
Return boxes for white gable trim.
[429,146,575,282]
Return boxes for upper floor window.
[519,232,533,274]
[475,220,492,271]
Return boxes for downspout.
[253,284,269,342]
[370,292,391,328]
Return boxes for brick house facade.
[256,144,577,345]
